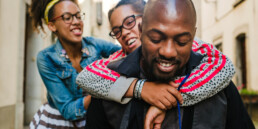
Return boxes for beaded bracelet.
[133,79,139,99]
[133,80,141,98]
[138,79,146,99]
[133,79,146,99]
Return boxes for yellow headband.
[44,0,60,24]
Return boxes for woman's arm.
[37,52,86,121]
[77,49,137,103]
[77,38,235,107]
[176,38,235,106]
[126,38,235,107]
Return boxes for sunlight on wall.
[78,0,84,4]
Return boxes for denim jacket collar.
[55,39,90,62]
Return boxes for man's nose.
[159,40,177,59]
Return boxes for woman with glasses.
[29,0,120,128]
[77,0,236,127]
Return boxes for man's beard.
[142,57,184,83]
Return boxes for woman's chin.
[71,37,82,43]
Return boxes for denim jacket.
[37,37,121,120]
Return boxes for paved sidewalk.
[254,121,258,129]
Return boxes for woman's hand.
[83,95,91,110]
[141,81,183,110]
[144,106,166,129]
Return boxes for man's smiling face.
[140,0,196,82]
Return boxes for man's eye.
[150,38,161,43]
[177,41,187,46]
[175,40,189,46]
[175,36,191,46]
[147,31,163,43]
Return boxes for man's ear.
[192,27,197,38]
[138,22,142,37]
[194,27,197,36]
[48,22,57,32]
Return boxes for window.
[235,33,247,89]
[213,36,223,52]
[215,43,223,52]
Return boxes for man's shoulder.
[186,51,205,72]
[107,57,126,71]
[190,50,204,60]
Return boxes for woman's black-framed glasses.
[109,14,142,39]
[50,12,85,24]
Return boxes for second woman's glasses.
[109,14,142,39]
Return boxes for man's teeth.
[160,62,172,67]
[128,38,136,45]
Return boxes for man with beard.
[85,0,254,129]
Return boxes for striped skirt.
[30,103,86,129]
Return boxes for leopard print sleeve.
[76,50,133,103]
[176,37,235,106]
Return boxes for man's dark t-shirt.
[86,47,255,129]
